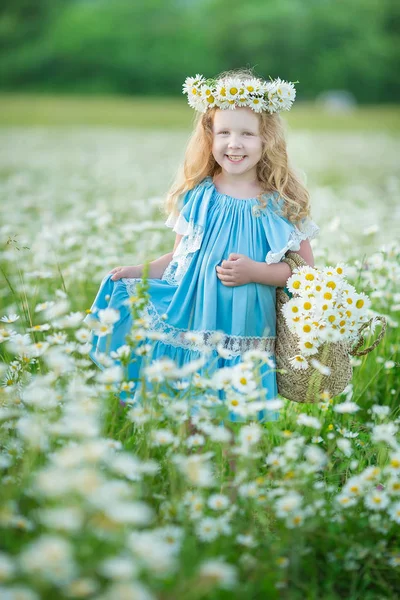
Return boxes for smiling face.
[211,107,263,180]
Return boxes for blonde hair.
[164,67,310,223]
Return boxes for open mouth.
[225,155,247,163]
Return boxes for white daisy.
[98,307,120,325]
[297,414,322,429]
[0,314,20,323]
[207,494,230,511]
[288,354,309,370]
[335,493,358,508]
[196,517,219,541]
[198,559,237,589]
[388,501,400,524]
[275,491,302,516]
[231,367,257,394]
[239,423,262,445]
[285,510,305,528]
[224,78,243,101]
[247,95,268,113]
[333,401,360,414]
[364,490,390,511]
[310,358,331,375]
[387,451,400,474]
[297,338,320,356]
[182,74,205,95]
[244,77,264,95]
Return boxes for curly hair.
[164,67,310,223]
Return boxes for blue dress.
[84,176,319,422]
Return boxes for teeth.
[227,155,245,161]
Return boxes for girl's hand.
[109,266,140,281]
[216,253,256,287]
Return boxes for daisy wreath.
[182,74,297,114]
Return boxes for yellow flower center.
[356,299,364,309]
[303,302,312,310]
[293,516,302,525]
[293,281,301,289]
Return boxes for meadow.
[0,97,399,599]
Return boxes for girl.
[83,67,319,422]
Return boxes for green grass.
[0,93,399,131]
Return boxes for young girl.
[84,67,319,422]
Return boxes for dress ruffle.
[263,214,320,264]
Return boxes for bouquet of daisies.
[275,252,387,403]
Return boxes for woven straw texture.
[276,251,387,403]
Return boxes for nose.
[227,135,243,149]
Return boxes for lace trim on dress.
[122,278,276,357]
[165,211,191,235]
[265,218,320,264]
[162,219,204,285]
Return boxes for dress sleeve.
[260,193,320,264]
[164,178,214,236]
[162,177,215,285]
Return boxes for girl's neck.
[213,172,263,197]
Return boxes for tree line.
[0,0,398,103]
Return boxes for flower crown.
[183,74,297,114]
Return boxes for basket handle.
[279,251,308,287]
[350,315,387,357]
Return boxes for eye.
[218,131,229,134]
[243,132,254,136]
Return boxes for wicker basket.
[276,251,387,403]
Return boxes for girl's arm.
[251,240,315,287]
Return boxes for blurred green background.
[0,0,399,129]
